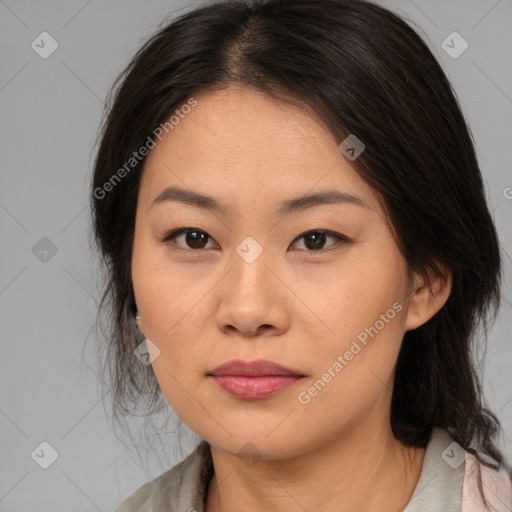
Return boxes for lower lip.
[210,375,302,399]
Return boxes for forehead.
[138,86,380,215]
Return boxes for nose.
[214,242,291,339]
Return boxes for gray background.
[1,0,511,510]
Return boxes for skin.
[132,85,452,512]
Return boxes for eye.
[161,228,348,252]
[161,228,218,250]
[290,230,347,252]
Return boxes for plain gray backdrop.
[1,0,511,510]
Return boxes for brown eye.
[162,228,217,250]
[291,230,346,252]
[162,228,347,253]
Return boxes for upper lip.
[208,359,304,377]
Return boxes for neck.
[204,419,426,512]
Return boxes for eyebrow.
[151,185,369,215]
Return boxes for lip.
[209,359,303,377]
[208,359,305,400]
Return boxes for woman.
[90,0,512,510]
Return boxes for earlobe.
[404,264,452,332]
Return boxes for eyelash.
[160,228,349,254]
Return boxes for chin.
[201,427,311,462]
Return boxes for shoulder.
[114,441,213,512]
[462,452,512,511]
[404,428,511,512]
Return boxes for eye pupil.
[186,230,208,249]
[305,231,326,250]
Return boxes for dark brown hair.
[90,0,511,503]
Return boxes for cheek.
[299,250,408,394]
[297,301,406,424]
[308,248,407,341]
[132,260,208,416]
[131,242,214,387]
[132,235,192,335]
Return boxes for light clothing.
[115,428,512,511]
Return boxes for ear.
[404,263,452,332]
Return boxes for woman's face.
[131,85,420,459]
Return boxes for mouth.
[207,359,306,400]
